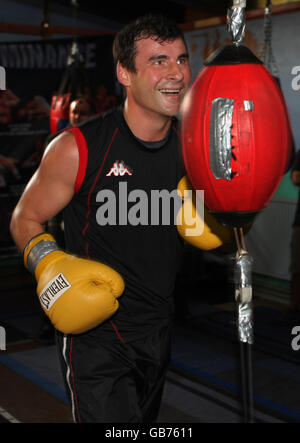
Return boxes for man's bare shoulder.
[44,130,78,166]
[38,131,79,188]
[45,130,78,156]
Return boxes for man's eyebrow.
[148,52,189,62]
[148,54,169,62]
[178,53,189,59]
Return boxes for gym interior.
[0,0,300,425]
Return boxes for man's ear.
[116,62,132,87]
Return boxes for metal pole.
[233,228,254,423]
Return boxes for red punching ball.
[50,93,72,134]
[181,45,293,226]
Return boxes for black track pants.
[56,321,172,423]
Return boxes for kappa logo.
[106,160,132,177]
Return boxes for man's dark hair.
[113,13,186,73]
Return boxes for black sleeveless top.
[63,107,185,342]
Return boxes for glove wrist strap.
[26,238,60,274]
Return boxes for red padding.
[66,127,88,194]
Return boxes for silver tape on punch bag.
[237,302,254,344]
[210,97,235,181]
[234,252,253,294]
[227,0,246,46]
[234,251,254,344]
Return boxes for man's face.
[69,100,92,125]
[123,37,191,119]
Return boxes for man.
[69,97,94,126]
[10,14,226,423]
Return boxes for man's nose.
[166,61,184,81]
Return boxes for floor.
[0,254,300,424]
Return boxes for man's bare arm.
[10,131,79,252]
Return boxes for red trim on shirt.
[66,127,88,194]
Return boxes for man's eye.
[177,58,187,65]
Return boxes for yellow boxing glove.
[176,176,234,250]
[24,233,125,334]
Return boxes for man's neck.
[123,99,172,142]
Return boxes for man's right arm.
[10,130,125,335]
[10,131,79,252]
